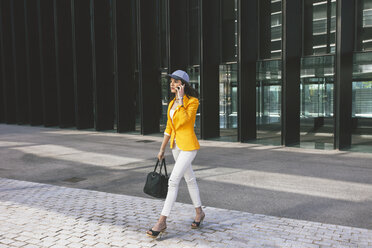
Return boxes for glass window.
[353,52,372,118]
[361,0,372,50]
[187,66,201,137]
[256,59,282,145]
[219,63,238,129]
[300,55,335,149]
[271,0,282,58]
[160,69,169,133]
[304,0,336,55]
[351,51,372,152]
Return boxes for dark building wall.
[39,0,58,126]
[54,0,75,128]
[72,0,94,129]
[0,0,369,151]
[25,0,43,126]
[11,0,29,124]
[0,0,17,124]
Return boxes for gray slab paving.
[0,178,371,248]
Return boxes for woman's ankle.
[195,207,203,214]
[158,215,167,223]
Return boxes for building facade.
[1,0,372,152]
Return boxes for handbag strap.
[153,159,160,172]
[160,159,168,176]
[154,159,168,176]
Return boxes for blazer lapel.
[173,95,190,116]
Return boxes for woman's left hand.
[177,84,185,99]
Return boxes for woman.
[146,70,205,238]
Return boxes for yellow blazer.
[164,95,200,151]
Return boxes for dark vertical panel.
[334,0,355,149]
[169,0,188,71]
[238,0,258,142]
[200,0,220,139]
[303,0,313,56]
[0,63,2,122]
[11,0,29,124]
[355,0,363,51]
[25,0,43,125]
[282,0,302,146]
[259,0,271,59]
[114,0,136,132]
[188,0,200,66]
[39,0,58,126]
[221,0,236,62]
[0,1,5,123]
[0,0,16,123]
[54,0,75,128]
[138,0,161,134]
[91,0,114,131]
[71,0,94,129]
[0,41,2,123]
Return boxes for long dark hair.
[169,82,199,101]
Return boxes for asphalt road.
[1,124,372,229]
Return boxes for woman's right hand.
[157,150,165,161]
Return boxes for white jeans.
[161,144,201,217]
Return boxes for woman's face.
[170,78,182,93]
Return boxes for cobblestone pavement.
[1,178,371,248]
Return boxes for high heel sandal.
[191,213,205,229]
[146,227,166,238]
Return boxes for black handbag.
[143,159,169,198]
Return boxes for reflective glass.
[187,66,201,137]
[159,69,169,133]
[256,60,282,145]
[361,0,372,50]
[271,0,282,58]
[304,0,336,55]
[219,63,238,132]
[351,51,372,152]
[300,55,335,149]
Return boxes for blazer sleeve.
[175,98,199,127]
[164,116,172,136]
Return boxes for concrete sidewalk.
[1,178,371,248]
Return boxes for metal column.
[259,0,271,60]
[71,0,94,129]
[0,0,16,124]
[54,0,75,128]
[168,0,188,72]
[39,0,58,126]
[282,0,302,146]
[25,0,43,126]
[238,0,258,142]
[11,0,29,124]
[137,0,161,135]
[91,0,115,131]
[334,0,355,149]
[200,0,220,139]
[113,0,137,132]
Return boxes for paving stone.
[1,178,371,248]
